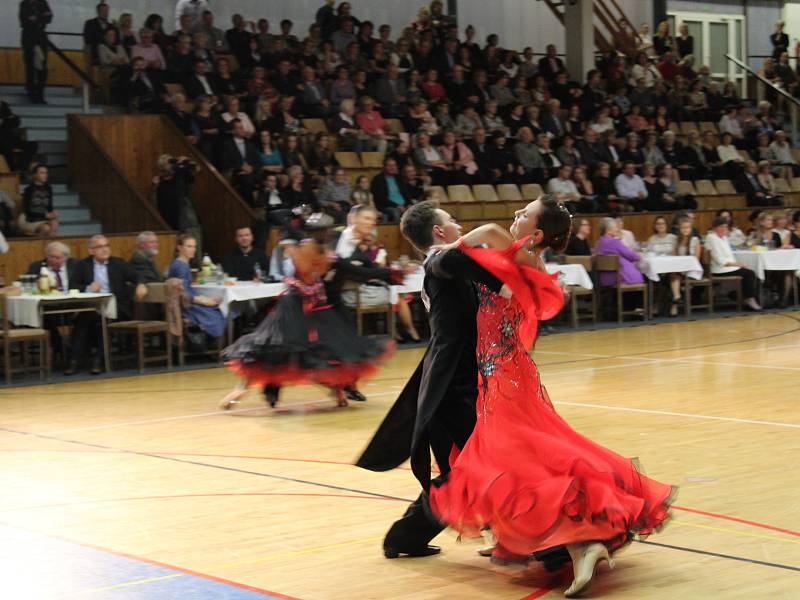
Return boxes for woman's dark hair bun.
[538,194,572,253]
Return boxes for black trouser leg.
[384,490,445,552]
[727,268,757,299]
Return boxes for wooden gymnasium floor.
[1,312,799,599]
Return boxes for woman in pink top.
[355,96,388,152]
[439,130,478,184]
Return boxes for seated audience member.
[538,135,562,180]
[355,96,389,152]
[642,162,679,211]
[70,235,148,375]
[282,166,318,211]
[168,234,228,337]
[330,99,368,151]
[413,132,448,185]
[19,164,58,236]
[318,168,353,222]
[715,209,746,248]
[255,130,284,176]
[439,130,478,184]
[706,217,762,310]
[717,132,745,178]
[591,162,619,209]
[184,58,218,101]
[298,65,330,117]
[647,215,677,255]
[83,1,117,61]
[370,157,411,222]
[127,56,167,113]
[222,227,270,280]
[26,241,80,363]
[401,164,427,203]
[168,35,195,80]
[129,231,165,283]
[221,119,261,204]
[564,218,593,256]
[131,28,166,71]
[351,175,376,210]
[767,130,800,179]
[220,96,255,138]
[97,28,129,80]
[736,159,782,207]
[547,164,580,211]
[675,217,702,259]
[615,215,638,250]
[194,95,223,160]
[334,204,420,342]
[0,100,37,172]
[746,212,782,247]
[304,133,336,176]
[166,93,200,144]
[513,127,545,183]
[594,216,645,286]
[614,161,647,211]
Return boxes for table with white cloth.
[545,263,594,289]
[637,255,704,282]
[733,249,800,280]
[193,281,286,318]
[5,292,116,371]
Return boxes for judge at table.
[69,234,148,375]
[222,226,269,281]
[26,241,81,364]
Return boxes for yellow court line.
[62,573,183,597]
[671,520,800,545]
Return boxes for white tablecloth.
[193,282,285,317]
[638,255,704,282]
[733,249,800,280]
[6,293,116,328]
[545,263,594,289]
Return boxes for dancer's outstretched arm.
[455,223,514,251]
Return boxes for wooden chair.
[0,293,50,384]
[108,283,172,373]
[473,184,504,218]
[520,183,544,201]
[342,281,395,338]
[703,249,742,312]
[384,119,405,135]
[164,280,225,367]
[792,148,800,163]
[427,186,449,203]
[302,119,328,134]
[694,180,718,195]
[448,185,481,219]
[738,149,751,161]
[790,177,800,192]
[676,180,697,196]
[700,121,718,133]
[361,152,385,169]
[668,122,681,135]
[774,178,792,193]
[593,255,648,323]
[713,179,736,194]
[334,152,362,168]
[564,256,596,328]
[683,254,713,317]
[679,122,699,136]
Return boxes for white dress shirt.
[91,259,110,293]
[705,232,739,274]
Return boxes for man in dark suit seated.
[370,157,411,222]
[68,234,147,375]
[537,44,566,81]
[735,160,783,207]
[222,226,269,281]
[127,57,168,113]
[183,59,219,102]
[221,119,261,204]
[83,1,117,63]
[129,231,164,283]
[26,241,81,367]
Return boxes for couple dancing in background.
[358,197,675,597]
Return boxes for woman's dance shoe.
[564,542,615,598]
[219,387,247,410]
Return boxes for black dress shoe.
[345,388,367,402]
[90,359,103,375]
[383,545,441,559]
[63,360,77,376]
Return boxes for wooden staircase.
[541,0,641,56]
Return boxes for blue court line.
[0,524,288,599]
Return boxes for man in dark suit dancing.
[356,201,507,558]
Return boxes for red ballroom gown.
[429,238,675,556]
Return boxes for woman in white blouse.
[647,216,682,316]
[716,132,745,178]
[706,218,762,310]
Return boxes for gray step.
[27,128,67,142]
[4,93,84,107]
[52,193,80,208]
[14,105,103,117]
[58,207,92,221]
[58,222,103,236]
[42,153,68,166]
[0,84,78,96]
[37,141,67,153]
[50,183,69,193]
[21,115,67,128]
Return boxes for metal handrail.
[46,39,98,113]
[726,53,800,142]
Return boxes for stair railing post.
[82,82,90,113]
[791,103,798,148]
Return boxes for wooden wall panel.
[73,115,256,261]
[0,47,87,87]
[3,232,177,283]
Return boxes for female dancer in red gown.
[429,197,675,598]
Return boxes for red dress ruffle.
[429,239,675,556]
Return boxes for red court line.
[519,588,555,599]
[672,505,800,538]
[0,521,299,599]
